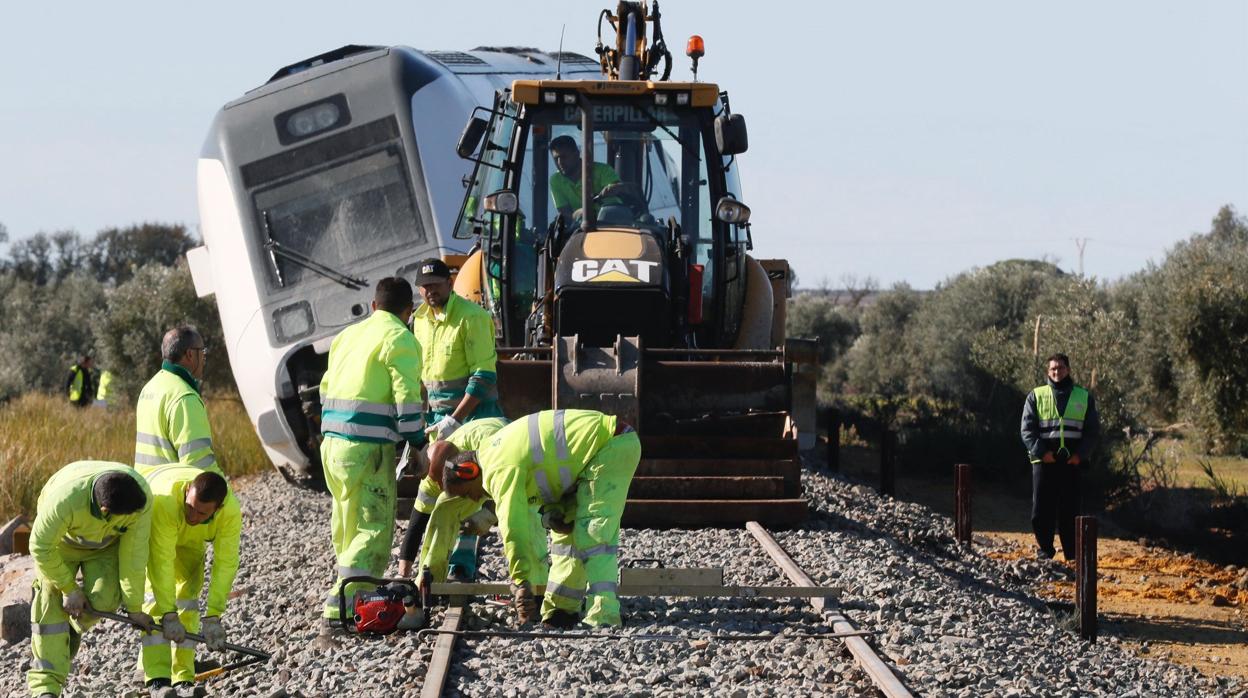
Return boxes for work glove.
[541,508,574,535]
[160,612,187,642]
[201,616,227,651]
[425,416,461,442]
[62,588,88,618]
[127,611,156,631]
[510,581,537,624]
[460,508,498,536]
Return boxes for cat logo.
[571,259,659,283]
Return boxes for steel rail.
[746,521,914,698]
[420,606,465,698]
[429,582,848,598]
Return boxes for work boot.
[172,681,205,698]
[313,616,349,650]
[146,677,174,698]
[37,693,57,698]
[542,609,580,629]
[1036,546,1056,560]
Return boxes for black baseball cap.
[413,257,452,285]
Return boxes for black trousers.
[1031,462,1082,558]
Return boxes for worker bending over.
[138,465,241,697]
[442,409,640,628]
[135,326,219,472]
[317,278,425,639]
[27,461,153,698]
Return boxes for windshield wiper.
[261,212,368,291]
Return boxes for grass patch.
[0,391,269,521]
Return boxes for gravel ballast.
[0,462,1241,697]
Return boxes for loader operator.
[408,257,504,582]
[442,409,641,628]
[134,326,219,473]
[1020,352,1100,561]
[548,135,629,222]
[137,466,240,697]
[396,418,531,585]
[27,461,153,698]
[317,277,426,642]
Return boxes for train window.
[253,146,421,290]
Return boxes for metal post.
[879,429,895,496]
[1076,515,1097,641]
[825,408,840,472]
[954,464,972,545]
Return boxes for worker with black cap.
[406,257,503,582]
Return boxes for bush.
[0,272,106,401]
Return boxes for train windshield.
[249,122,423,291]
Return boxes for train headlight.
[276,95,350,144]
[273,301,315,343]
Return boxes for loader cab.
[454,80,752,349]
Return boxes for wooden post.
[954,464,972,545]
[825,408,840,472]
[879,429,895,496]
[1076,515,1098,641]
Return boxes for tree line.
[0,223,233,403]
[787,205,1248,494]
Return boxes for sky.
[1,1,1245,289]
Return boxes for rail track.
[416,522,914,697]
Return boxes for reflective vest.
[412,293,501,419]
[480,410,616,582]
[30,461,153,611]
[320,309,425,445]
[67,364,86,403]
[135,364,218,472]
[139,463,242,618]
[96,370,114,406]
[1032,384,1090,460]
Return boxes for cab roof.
[511,79,720,107]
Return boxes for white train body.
[188,45,600,484]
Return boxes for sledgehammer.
[89,607,270,680]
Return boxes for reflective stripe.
[135,452,170,466]
[178,437,213,457]
[397,419,426,435]
[428,396,460,411]
[177,599,199,611]
[1042,430,1082,440]
[546,581,586,601]
[416,490,439,507]
[527,414,544,464]
[426,377,470,391]
[549,543,581,559]
[338,566,372,579]
[142,634,167,647]
[321,421,400,441]
[395,402,424,418]
[64,534,116,549]
[581,544,619,558]
[1038,419,1063,428]
[144,594,157,605]
[190,453,217,469]
[31,659,57,671]
[557,467,574,496]
[137,432,176,451]
[587,581,619,595]
[325,592,340,607]
[323,398,395,416]
[1062,419,1085,428]
[33,622,70,635]
[176,640,197,650]
[534,470,557,503]
[552,410,569,460]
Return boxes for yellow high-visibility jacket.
[412,293,501,419]
[479,410,616,583]
[320,309,425,445]
[135,363,218,472]
[30,461,153,612]
[139,463,243,619]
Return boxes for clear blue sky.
[2,1,1244,289]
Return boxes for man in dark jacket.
[1020,353,1099,560]
[65,355,96,408]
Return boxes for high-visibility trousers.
[419,490,549,585]
[320,437,398,620]
[542,431,641,626]
[140,544,205,683]
[28,546,122,697]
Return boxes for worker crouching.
[442,410,640,628]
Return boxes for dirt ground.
[833,446,1248,682]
